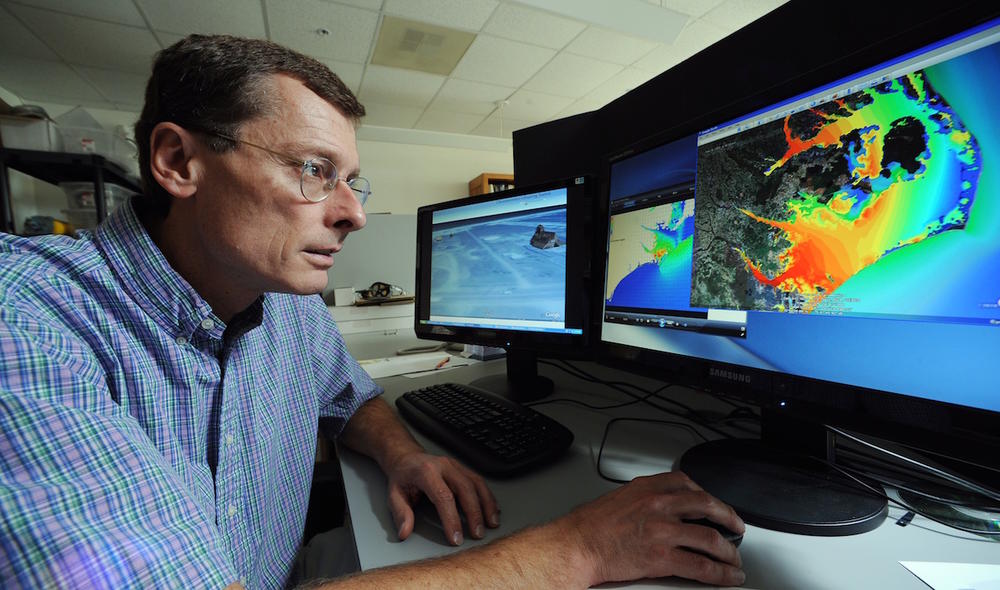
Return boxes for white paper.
[358,352,452,379]
[901,561,1000,590]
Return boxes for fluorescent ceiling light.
[371,16,476,75]
[511,0,688,44]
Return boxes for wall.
[3,96,513,226]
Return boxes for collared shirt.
[0,201,381,589]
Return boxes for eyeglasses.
[203,130,371,206]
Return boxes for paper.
[358,352,475,379]
[901,561,1000,590]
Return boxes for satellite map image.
[430,208,567,322]
[691,66,983,314]
[606,198,698,311]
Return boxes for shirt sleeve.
[303,295,383,435]
[0,305,239,589]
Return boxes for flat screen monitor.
[415,177,592,401]
[599,16,1000,535]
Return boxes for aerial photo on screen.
[606,198,698,312]
[691,59,986,317]
[430,207,567,323]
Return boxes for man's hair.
[134,34,365,217]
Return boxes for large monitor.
[598,16,1000,534]
[414,176,593,401]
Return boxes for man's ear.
[149,122,202,200]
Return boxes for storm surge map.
[692,66,983,315]
[430,208,567,323]
[606,199,698,311]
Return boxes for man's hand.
[383,450,500,546]
[556,471,746,587]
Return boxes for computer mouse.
[683,518,744,547]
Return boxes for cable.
[820,457,1000,538]
[826,425,1000,503]
[596,417,710,484]
[538,360,734,439]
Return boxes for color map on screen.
[691,44,997,323]
[606,198,699,311]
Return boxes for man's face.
[191,74,366,299]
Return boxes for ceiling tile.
[10,4,160,74]
[659,0,727,18]
[450,35,555,87]
[266,0,378,64]
[359,101,423,128]
[329,0,384,10]
[470,111,536,138]
[358,65,445,108]
[522,52,622,98]
[428,78,514,115]
[501,89,572,121]
[700,0,786,32]
[76,66,148,106]
[8,0,146,26]
[138,0,266,37]
[0,57,104,104]
[564,27,658,66]
[383,0,499,31]
[415,109,484,134]
[553,99,597,119]
[482,4,585,49]
[0,6,60,61]
[319,59,365,93]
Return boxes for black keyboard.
[395,382,574,477]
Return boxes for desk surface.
[338,360,999,589]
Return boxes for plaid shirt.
[0,201,381,589]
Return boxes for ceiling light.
[371,16,476,76]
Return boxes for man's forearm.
[317,519,595,589]
[338,396,423,471]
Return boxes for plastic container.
[59,181,134,228]
[0,115,63,151]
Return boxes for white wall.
[358,136,512,214]
[4,100,513,226]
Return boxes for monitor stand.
[469,348,553,403]
[677,410,887,536]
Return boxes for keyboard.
[395,382,574,477]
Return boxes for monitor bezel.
[414,176,593,356]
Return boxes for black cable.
[596,417,710,484]
[826,425,1000,504]
[821,457,1000,538]
[538,360,734,439]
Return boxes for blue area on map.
[430,209,567,322]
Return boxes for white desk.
[338,361,999,589]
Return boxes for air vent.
[372,16,475,75]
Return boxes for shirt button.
[175,335,187,345]
[201,319,215,330]
[228,504,237,517]
[226,434,234,445]
[240,577,247,587]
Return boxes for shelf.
[468,172,514,196]
[1,148,141,235]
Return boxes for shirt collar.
[94,198,229,342]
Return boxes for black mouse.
[683,518,744,547]
[414,495,468,531]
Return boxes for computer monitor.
[598,16,1000,535]
[414,176,592,401]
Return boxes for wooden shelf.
[468,172,514,196]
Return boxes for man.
[0,35,744,589]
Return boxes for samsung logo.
[709,367,751,384]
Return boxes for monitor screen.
[414,177,592,400]
[598,15,1000,531]
[601,17,1000,416]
